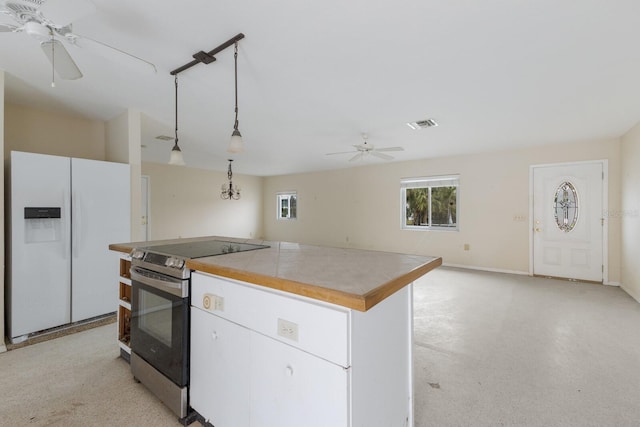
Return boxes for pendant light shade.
[169,75,186,166]
[169,143,185,166]
[227,42,244,154]
[228,129,243,154]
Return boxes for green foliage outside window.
[404,180,457,229]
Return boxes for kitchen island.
[110,236,441,427]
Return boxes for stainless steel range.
[129,239,269,424]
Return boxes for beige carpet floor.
[0,322,184,426]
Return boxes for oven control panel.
[130,249,191,280]
[131,249,186,269]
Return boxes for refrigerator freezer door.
[70,158,131,322]
[9,151,71,339]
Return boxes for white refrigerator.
[7,151,131,342]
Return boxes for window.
[401,175,459,230]
[277,192,297,220]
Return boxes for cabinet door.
[250,331,349,427]
[190,308,251,426]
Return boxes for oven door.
[130,266,189,387]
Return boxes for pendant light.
[227,42,244,154]
[169,74,186,166]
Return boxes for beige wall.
[264,138,622,283]
[621,122,640,302]
[141,162,264,241]
[4,103,106,160]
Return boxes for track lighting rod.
[170,33,245,75]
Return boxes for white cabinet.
[191,307,348,427]
[190,271,414,427]
[249,330,348,427]
[190,308,251,426]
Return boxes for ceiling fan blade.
[41,39,83,80]
[326,150,357,156]
[69,33,157,74]
[371,151,394,160]
[0,23,18,32]
[375,147,404,152]
[349,152,364,162]
[39,0,96,27]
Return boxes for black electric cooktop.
[141,239,269,259]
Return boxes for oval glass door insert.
[554,181,579,232]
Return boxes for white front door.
[532,162,605,282]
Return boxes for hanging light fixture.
[221,159,240,200]
[169,34,244,162]
[227,42,244,153]
[169,74,186,166]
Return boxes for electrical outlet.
[277,318,299,341]
[464,243,470,251]
[203,293,224,311]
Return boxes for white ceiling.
[2,0,640,176]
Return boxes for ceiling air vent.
[155,135,174,141]
[407,118,438,130]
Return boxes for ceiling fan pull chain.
[50,31,56,88]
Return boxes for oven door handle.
[130,267,188,298]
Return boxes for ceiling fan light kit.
[23,20,50,41]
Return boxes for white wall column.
[1,70,7,352]
[106,109,142,241]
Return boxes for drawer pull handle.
[211,331,218,341]
[285,365,294,377]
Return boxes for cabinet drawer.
[192,272,349,367]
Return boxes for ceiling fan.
[326,133,404,162]
[0,0,156,83]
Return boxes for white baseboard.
[442,263,529,276]
[621,284,640,303]
[0,344,6,354]
[604,281,620,287]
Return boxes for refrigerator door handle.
[63,190,70,259]
[72,191,81,258]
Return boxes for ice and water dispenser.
[24,207,62,243]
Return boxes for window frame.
[276,191,297,220]
[401,175,459,231]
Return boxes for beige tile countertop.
[110,236,442,312]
